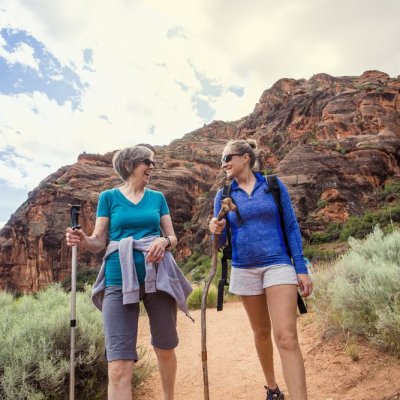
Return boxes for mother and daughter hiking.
[66,139,313,400]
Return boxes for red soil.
[134,302,400,400]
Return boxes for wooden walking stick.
[201,198,237,400]
[69,205,81,400]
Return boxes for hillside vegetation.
[311,226,400,355]
[0,285,153,400]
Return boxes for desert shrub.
[61,267,99,291]
[340,204,400,241]
[0,284,153,399]
[303,246,337,262]
[261,168,275,176]
[310,224,342,244]
[311,227,400,354]
[179,252,211,282]
[316,198,328,209]
[187,285,217,310]
[382,178,400,198]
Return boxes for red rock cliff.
[1,70,399,292]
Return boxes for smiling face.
[132,156,155,185]
[221,145,249,179]
[113,145,157,184]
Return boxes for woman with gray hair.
[66,145,192,400]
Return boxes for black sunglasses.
[221,153,243,163]
[139,158,156,168]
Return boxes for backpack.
[217,175,307,314]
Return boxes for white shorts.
[229,264,298,296]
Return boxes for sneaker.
[264,385,285,400]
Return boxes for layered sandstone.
[1,70,399,292]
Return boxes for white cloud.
[0,0,400,223]
[0,222,5,229]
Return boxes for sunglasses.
[221,153,243,163]
[139,158,156,168]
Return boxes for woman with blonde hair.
[209,139,312,400]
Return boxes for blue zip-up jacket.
[213,172,308,274]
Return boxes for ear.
[242,153,250,164]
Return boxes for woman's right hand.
[209,217,226,235]
[66,227,86,247]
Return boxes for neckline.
[238,181,257,196]
[117,187,147,206]
[234,174,258,196]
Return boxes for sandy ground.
[133,302,400,400]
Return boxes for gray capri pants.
[102,286,178,362]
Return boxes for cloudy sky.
[1,0,400,228]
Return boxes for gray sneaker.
[265,386,285,400]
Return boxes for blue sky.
[1,0,400,228]
[0,29,85,109]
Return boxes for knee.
[253,326,272,342]
[154,347,175,361]
[274,329,299,352]
[108,361,134,387]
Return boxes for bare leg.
[266,285,308,400]
[154,347,177,400]
[108,360,135,400]
[241,294,278,390]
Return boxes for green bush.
[340,204,400,240]
[0,284,153,399]
[316,198,328,209]
[179,252,211,282]
[61,267,99,291]
[303,246,337,262]
[310,224,342,244]
[261,168,275,176]
[382,179,400,198]
[187,285,217,310]
[311,227,400,354]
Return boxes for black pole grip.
[217,279,225,311]
[297,292,307,314]
[70,205,81,230]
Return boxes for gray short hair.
[112,145,154,181]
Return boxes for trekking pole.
[201,198,236,400]
[69,204,81,400]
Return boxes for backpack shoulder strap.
[219,183,233,248]
[265,175,288,254]
[221,183,242,225]
[221,184,231,199]
[266,175,282,214]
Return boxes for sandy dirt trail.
[134,302,400,400]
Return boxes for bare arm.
[66,216,109,253]
[160,213,177,249]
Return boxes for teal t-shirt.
[96,187,170,286]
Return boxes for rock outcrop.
[1,70,399,292]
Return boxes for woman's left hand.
[297,274,313,297]
[146,237,168,263]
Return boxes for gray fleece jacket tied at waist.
[92,236,193,320]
